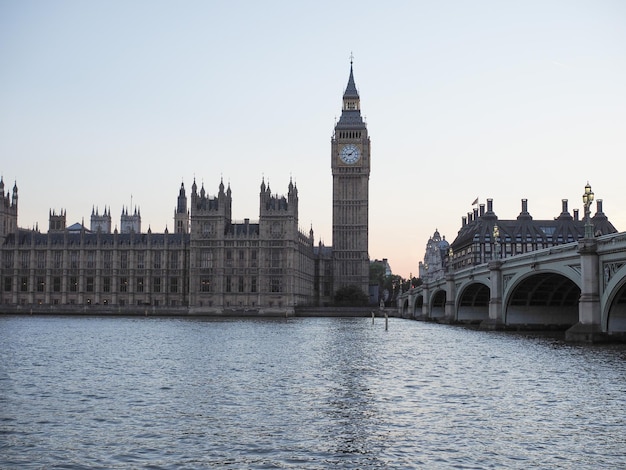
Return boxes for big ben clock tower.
[331,59,370,297]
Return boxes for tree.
[369,262,386,285]
[334,284,369,306]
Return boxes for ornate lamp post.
[582,182,595,239]
[492,224,500,260]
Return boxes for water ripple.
[1,316,625,468]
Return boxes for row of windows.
[10,275,288,295]
[199,276,281,293]
[450,241,571,270]
[2,250,183,270]
[196,249,285,268]
[337,130,363,138]
[4,276,179,294]
[3,297,179,307]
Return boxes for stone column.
[566,239,608,342]
[421,285,430,320]
[481,261,505,330]
[444,273,456,322]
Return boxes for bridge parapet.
[400,231,626,342]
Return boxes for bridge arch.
[401,298,410,318]
[603,264,626,333]
[457,281,490,323]
[430,289,446,320]
[412,294,424,319]
[504,270,580,327]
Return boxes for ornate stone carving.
[603,262,624,289]
[503,274,514,290]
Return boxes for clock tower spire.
[331,58,371,298]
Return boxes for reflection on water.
[1,316,625,468]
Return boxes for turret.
[49,209,66,233]
[174,181,189,234]
[90,206,112,233]
[189,179,233,238]
[287,177,298,218]
[120,205,141,233]
[0,176,18,238]
[11,182,18,208]
[259,180,299,239]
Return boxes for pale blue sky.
[1,0,625,277]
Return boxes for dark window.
[70,251,79,269]
[137,252,145,269]
[120,252,128,270]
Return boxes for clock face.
[340,144,360,164]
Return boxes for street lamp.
[582,182,594,239]
[447,247,454,272]
[492,224,500,260]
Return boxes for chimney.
[479,204,485,217]
[596,199,604,215]
[562,199,568,214]
[522,199,528,213]
[462,216,467,226]
[473,208,479,220]
[487,199,493,213]
[573,209,579,221]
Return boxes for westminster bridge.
[397,231,626,342]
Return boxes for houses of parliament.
[0,63,372,314]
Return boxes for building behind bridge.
[421,197,617,278]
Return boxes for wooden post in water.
[371,310,375,324]
[385,313,388,331]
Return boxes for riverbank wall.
[0,304,396,318]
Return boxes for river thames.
[1,315,625,469]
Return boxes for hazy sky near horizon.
[1,0,625,278]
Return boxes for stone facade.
[0,63,372,313]
[0,178,316,314]
[418,229,450,283]
[187,178,315,314]
[331,61,370,295]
